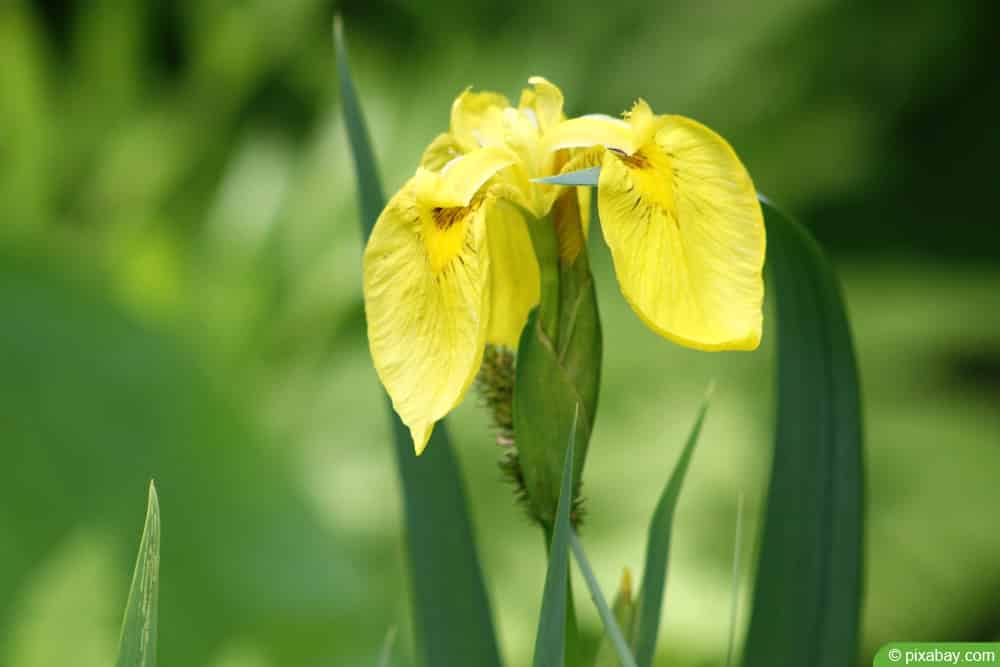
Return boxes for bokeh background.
[3,0,999,665]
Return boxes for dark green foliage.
[743,201,864,667]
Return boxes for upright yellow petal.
[485,204,540,347]
[623,98,668,148]
[363,179,492,453]
[519,76,564,132]
[597,115,764,350]
[450,89,509,151]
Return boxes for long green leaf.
[334,18,502,667]
[634,392,711,667]
[116,481,160,667]
[532,409,577,667]
[742,200,864,667]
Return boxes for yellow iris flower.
[364,81,765,455]
[549,99,766,351]
[364,78,579,453]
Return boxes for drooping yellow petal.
[485,204,540,347]
[363,179,492,453]
[519,76,564,133]
[420,132,462,171]
[450,89,509,151]
[597,115,765,350]
[547,114,636,154]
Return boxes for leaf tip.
[333,13,344,47]
[704,379,717,402]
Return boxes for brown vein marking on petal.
[610,147,650,169]
[432,205,468,230]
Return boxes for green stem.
[570,531,639,667]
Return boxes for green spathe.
[513,206,602,527]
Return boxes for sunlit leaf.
[376,626,397,667]
[115,481,160,667]
[335,18,502,667]
[743,199,864,667]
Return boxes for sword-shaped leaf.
[633,393,710,667]
[335,18,502,667]
[115,481,160,667]
[532,410,578,667]
[742,198,864,667]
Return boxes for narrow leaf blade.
[634,392,710,667]
[376,626,397,667]
[334,16,383,237]
[116,481,160,667]
[570,533,638,667]
[726,494,746,667]
[335,20,502,667]
[743,201,864,667]
[532,410,578,667]
[533,167,601,186]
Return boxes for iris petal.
[520,76,564,132]
[420,133,462,171]
[363,179,492,453]
[450,90,509,150]
[547,114,636,154]
[424,146,519,207]
[597,116,765,350]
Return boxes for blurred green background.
[2,0,999,665]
